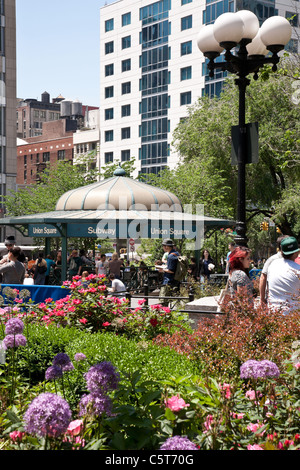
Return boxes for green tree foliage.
[4,161,100,217]
[170,60,300,237]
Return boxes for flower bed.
[0,274,300,450]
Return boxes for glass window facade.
[139,0,171,174]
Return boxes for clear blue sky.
[16,0,114,106]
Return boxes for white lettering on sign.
[88,226,116,236]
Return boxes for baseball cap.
[4,236,15,246]
[280,236,300,255]
[162,238,174,246]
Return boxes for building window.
[121,150,130,161]
[180,91,191,105]
[122,12,131,26]
[105,64,114,76]
[121,127,131,139]
[105,86,114,98]
[181,40,192,55]
[43,152,50,162]
[105,108,114,120]
[181,66,192,81]
[181,0,192,4]
[57,150,65,160]
[286,11,298,27]
[105,41,114,54]
[122,35,131,49]
[121,82,131,94]
[105,130,114,142]
[122,58,131,72]
[105,152,113,163]
[181,15,192,31]
[105,18,114,32]
[121,104,131,117]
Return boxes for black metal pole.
[235,76,249,247]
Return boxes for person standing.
[228,246,253,302]
[108,253,124,279]
[33,252,48,285]
[159,239,180,305]
[198,249,214,283]
[0,236,16,265]
[96,253,109,277]
[225,241,236,274]
[267,236,300,314]
[45,254,56,285]
[259,235,289,306]
[0,247,25,284]
[67,249,83,279]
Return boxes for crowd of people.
[0,233,299,313]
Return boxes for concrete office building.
[0,0,17,241]
[100,0,299,177]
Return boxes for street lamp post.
[197,11,292,247]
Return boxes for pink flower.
[102,322,111,327]
[79,318,88,324]
[67,419,83,436]
[150,318,158,327]
[220,382,231,399]
[247,444,263,450]
[165,395,190,412]
[138,299,146,305]
[294,362,300,370]
[10,431,25,442]
[245,390,256,400]
[203,414,214,432]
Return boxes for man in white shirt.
[96,254,109,277]
[267,236,300,314]
[259,235,289,306]
[107,273,126,296]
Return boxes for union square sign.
[27,204,206,250]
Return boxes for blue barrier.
[0,284,71,304]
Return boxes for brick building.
[17,118,77,186]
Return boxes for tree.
[171,58,300,238]
[4,160,100,217]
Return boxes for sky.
[16,0,115,106]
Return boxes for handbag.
[217,277,233,312]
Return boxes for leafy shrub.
[153,294,300,379]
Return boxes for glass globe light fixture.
[213,12,244,50]
[260,16,292,53]
[246,29,268,57]
[236,10,260,42]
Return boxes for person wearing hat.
[266,236,300,313]
[159,239,180,305]
[0,236,16,265]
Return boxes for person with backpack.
[33,252,48,285]
[159,239,181,306]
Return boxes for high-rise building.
[0,0,17,240]
[99,0,299,177]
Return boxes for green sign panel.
[28,224,61,237]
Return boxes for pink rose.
[247,444,263,450]
[165,395,190,412]
[10,431,25,441]
[294,362,300,370]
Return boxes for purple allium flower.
[84,362,120,393]
[52,353,71,367]
[23,392,72,438]
[62,362,74,372]
[5,318,24,335]
[74,353,87,362]
[240,359,280,379]
[45,365,63,381]
[160,436,198,450]
[3,334,27,348]
[78,392,113,418]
